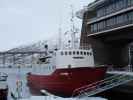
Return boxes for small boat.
[0,73,8,100]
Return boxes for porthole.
[69,51,72,55]
[61,51,63,55]
[73,51,75,55]
[65,51,67,55]
[80,51,83,55]
[77,51,79,55]
[84,52,86,55]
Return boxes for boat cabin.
[54,49,94,69]
[33,49,94,75]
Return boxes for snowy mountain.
[6,40,48,52]
[0,40,57,67]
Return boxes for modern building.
[77,0,133,68]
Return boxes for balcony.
[87,4,133,24]
[88,20,133,37]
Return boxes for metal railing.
[90,20,133,34]
[72,74,133,98]
[89,4,133,22]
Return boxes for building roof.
[76,0,106,19]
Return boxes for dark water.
[98,74,133,100]
[96,90,133,100]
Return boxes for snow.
[20,96,107,100]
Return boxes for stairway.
[72,74,133,98]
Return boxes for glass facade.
[91,11,133,33]
[97,0,133,18]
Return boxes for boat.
[0,73,8,100]
[27,48,107,97]
[27,8,107,97]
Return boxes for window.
[123,14,128,22]
[65,51,67,55]
[61,51,63,55]
[116,15,123,24]
[77,51,79,55]
[128,11,133,21]
[73,51,75,55]
[84,52,86,55]
[131,0,133,5]
[91,24,94,32]
[127,0,133,6]
[127,0,131,6]
[80,51,83,55]
[87,52,89,56]
[97,8,104,17]
[69,51,72,55]
[93,24,98,32]
[123,0,127,8]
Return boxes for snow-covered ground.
[0,68,108,100]
[20,96,107,100]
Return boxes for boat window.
[80,51,83,55]
[39,58,46,62]
[87,52,89,56]
[65,51,67,55]
[69,51,72,55]
[77,51,79,55]
[84,52,86,55]
[73,51,75,55]
[90,52,92,56]
[61,51,63,55]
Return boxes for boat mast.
[70,5,78,49]
[58,25,62,50]
[58,8,63,50]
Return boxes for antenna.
[70,5,78,49]
[58,6,63,50]
[58,22,62,49]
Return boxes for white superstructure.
[55,49,94,69]
[32,48,95,75]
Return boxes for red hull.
[0,88,8,100]
[27,67,107,97]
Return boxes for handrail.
[74,74,133,98]
[72,74,122,96]
[72,74,133,97]
[82,75,133,97]
[0,72,8,81]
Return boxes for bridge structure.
[0,51,47,68]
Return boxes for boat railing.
[79,45,92,50]
[0,72,8,81]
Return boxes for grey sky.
[0,0,94,51]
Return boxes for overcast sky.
[0,0,94,51]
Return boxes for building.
[77,0,133,68]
